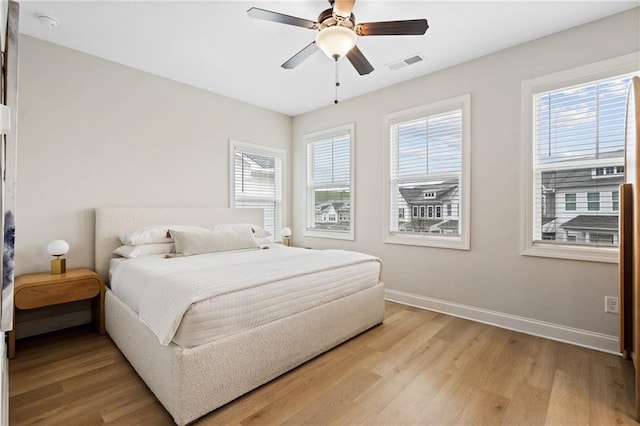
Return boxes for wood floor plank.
[279,368,381,425]
[501,382,551,425]
[545,369,591,425]
[8,303,639,425]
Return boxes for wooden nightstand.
[8,268,105,359]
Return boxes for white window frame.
[229,140,286,240]
[520,53,639,263]
[304,123,355,240]
[383,94,471,250]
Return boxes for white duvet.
[110,245,382,346]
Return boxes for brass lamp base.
[51,258,66,274]
[283,237,291,247]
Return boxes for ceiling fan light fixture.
[315,26,356,59]
[332,0,355,19]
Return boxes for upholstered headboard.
[94,207,264,281]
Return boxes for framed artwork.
[1,0,18,332]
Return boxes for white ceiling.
[18,1,639,116]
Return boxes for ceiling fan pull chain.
[334,56,340,104]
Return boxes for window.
[565,193,577,211]
[412,206,418,218]
[613,191,619,211]
[229,140,285,239]
[594,166,624,177]
[587,192,600,211]
[522,53,638,262]
[305,123,354,240]
[384,94,471,249]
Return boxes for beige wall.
[16,35,291,276]
[15,8,639,350]
[291,8,640,348]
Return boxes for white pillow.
[170,225,259,256]
[255,236,274,246]
[248,225,272,238]
[113,243,176,259]
[207,223,272,238]
[119,225,209,245]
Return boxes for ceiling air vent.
[387,53,426,71]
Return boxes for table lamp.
[281,227,292,247]
[47,240,69,274]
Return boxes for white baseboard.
[385,289,619,355]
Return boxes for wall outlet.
[605,296,619,314]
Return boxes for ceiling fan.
[247,0,429,76]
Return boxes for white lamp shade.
[315,26,357,59]
[333,0,355,18]
[47,240,69,256]
[281,227,292,238]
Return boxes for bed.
[95,207,385,425]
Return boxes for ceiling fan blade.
[282,42,319,69]
[346,46,374,75]
[247,7,317,29]
[356,19,429,36]
[333,0,356,18]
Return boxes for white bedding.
[110,245,382,347]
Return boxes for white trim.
[520,53,640,263]
[1,332,7,426]
[385,288,619,355]
[382,94,471,250]
[304,123,355,241]
[228,139,287,240]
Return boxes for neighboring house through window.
[565,193,577,211]
[587,192,600,211]
[383,94,471,249]
[305,123,355,240]
[229,140,285,239]
[521,53,638,262]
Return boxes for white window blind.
[389,109,463,239]
[230,141,284,238]
[305,125,353,239]
[532,73,635,247]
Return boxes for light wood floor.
[8,302,638,425]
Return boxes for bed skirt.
[106,282,385,425]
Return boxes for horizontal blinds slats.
[531,72,635,247]
[394,110,462,178]
[390,108,463,236]
[233,149,281,237]
[310,135,350,184]
[307,133,352,232]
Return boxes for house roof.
[317,202,345,213]
[399,181,458,204]
[243,153,275,170]
[438,220,459,230]
[560,215,618,231]
[400,219,443,229]
[541,162,624,190]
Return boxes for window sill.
[384,233,469,250]
[304,229,354,241]
[522,243,618,263]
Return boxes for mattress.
[109,245,381,348]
